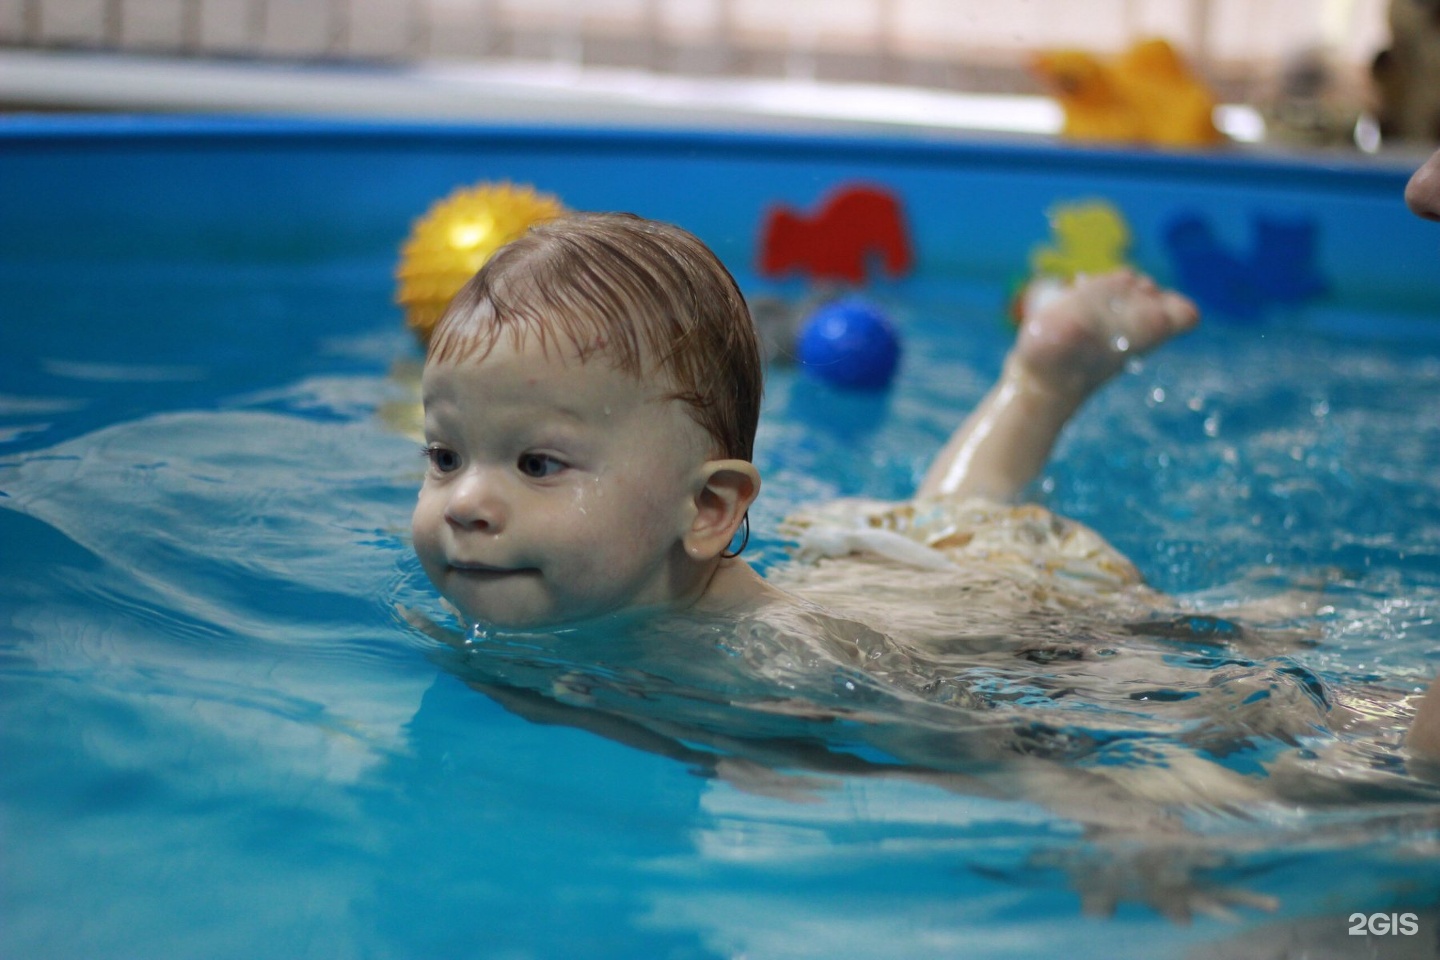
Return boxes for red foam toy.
[759,184,913,284]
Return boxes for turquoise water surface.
[4,117,1440,959]
[4,241,1440,958]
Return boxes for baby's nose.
[445,470,507,531]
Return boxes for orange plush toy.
[1032,38,1224,147]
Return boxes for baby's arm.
[917,270,1197,502]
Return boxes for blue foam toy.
[796,298,901,390]
[1163,211,1327,323]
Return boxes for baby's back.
[749,496,1336,764]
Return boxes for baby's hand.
[395,603,468,648]
[1016,269,1199,402]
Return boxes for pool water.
[4,229,1440,959]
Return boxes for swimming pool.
[3,116,1440,959]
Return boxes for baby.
[410,210,1439,770]
[414,213,1186,620]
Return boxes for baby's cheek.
[618,492,683,548]
[566,504,667,577]
[410,499,445,575]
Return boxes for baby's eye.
[424,445,462,473]
[516,452,564,479]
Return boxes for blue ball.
[795,298,901,390]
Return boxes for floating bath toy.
[1011,199,1133,326]
[759,184,913,285]
[1031,199,1132,281]
[1031,37,1223,147]
[395,182,565,344]
[796,297,901,390]
[1163,212,1327,323]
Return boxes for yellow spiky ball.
[395,182,565,344]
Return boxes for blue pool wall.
[1,114,1436,328]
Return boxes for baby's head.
[412,213,764,629]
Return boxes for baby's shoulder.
[684,586,902,678]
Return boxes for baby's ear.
[684,459,761,561]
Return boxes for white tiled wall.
[195,0,257,53]
[0,0,1394,82]
[258,1,336,57]
[422,0,495,60]
[120,0,188,48]
[33,0,105,45]
[346,0,416,59]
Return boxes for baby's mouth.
[449,562,538,578]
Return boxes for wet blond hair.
[426,212,763,461]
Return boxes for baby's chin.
[454,604,566,634]
[447,591,601,633]
[439,570,560,631]
[453,595,667,636]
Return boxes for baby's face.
[413,329,713,629]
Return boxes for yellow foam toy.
[1031,38,1223,147]
[1029,199,1131,282]
[1010,199,1133,327]
[395,182,565,344]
